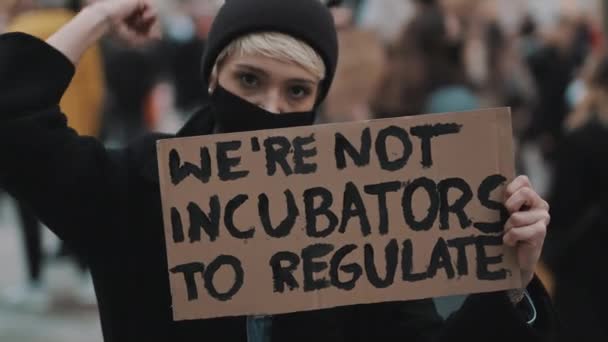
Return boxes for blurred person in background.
[514,13,595,201]
[138,0,223,137]
[523,15,590,160]
[459,3,538,163]
[357,0,414,43]
[160,0,220,114]
[564,12,604,114]
[542,54,608,342]
[518,14,542,61]
[372,0,479,118]
[0,0,556,340]
[98,16,160,147]
[319,4,385,123]
[483,21,536,141]
[2,0,104,310]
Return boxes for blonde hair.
[212,32,326,81]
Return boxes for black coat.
[0,32,556,342]
[544,121,608,341]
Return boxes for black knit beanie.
[201,0,339,104]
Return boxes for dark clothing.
[0,32,556,342]
[544,121,608,341]
[98,37,160,144]
[545,122,608,245]
[525,46,576,149]
[164,38,207,111]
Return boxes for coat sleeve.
[430,277,557,341]
[0,32,120,248]
[350,276,557,342]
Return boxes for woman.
[0,0,554,341]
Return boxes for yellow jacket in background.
[8,8,105,137]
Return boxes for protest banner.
[157,108,520,321]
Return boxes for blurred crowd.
[1,0,608,340]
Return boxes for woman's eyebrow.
[234,63,316,85]
[234,64,269,77]
[289,78,316,86]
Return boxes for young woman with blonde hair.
[0,0,555,340]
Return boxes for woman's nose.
[258,88,284,114]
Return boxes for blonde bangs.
[216,32,326,80]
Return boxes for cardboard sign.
[157,108,520,321]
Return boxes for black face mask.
[210,85,316,133]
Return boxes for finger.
[139,14,158,32]
[133,0,151,14]
[504,186,548,213]
[124,1,150,25]
[130,6,157,34]
[139,11,157,23]
[133,17,155,34]
[505,175,532,199]
[134,4,156,24]
[504,209,551,231]
[503,221,546,247]
[124,11,140,28]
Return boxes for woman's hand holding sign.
[503,176,550,288]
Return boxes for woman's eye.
[289,86,311,99]
[239,73,259,88]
